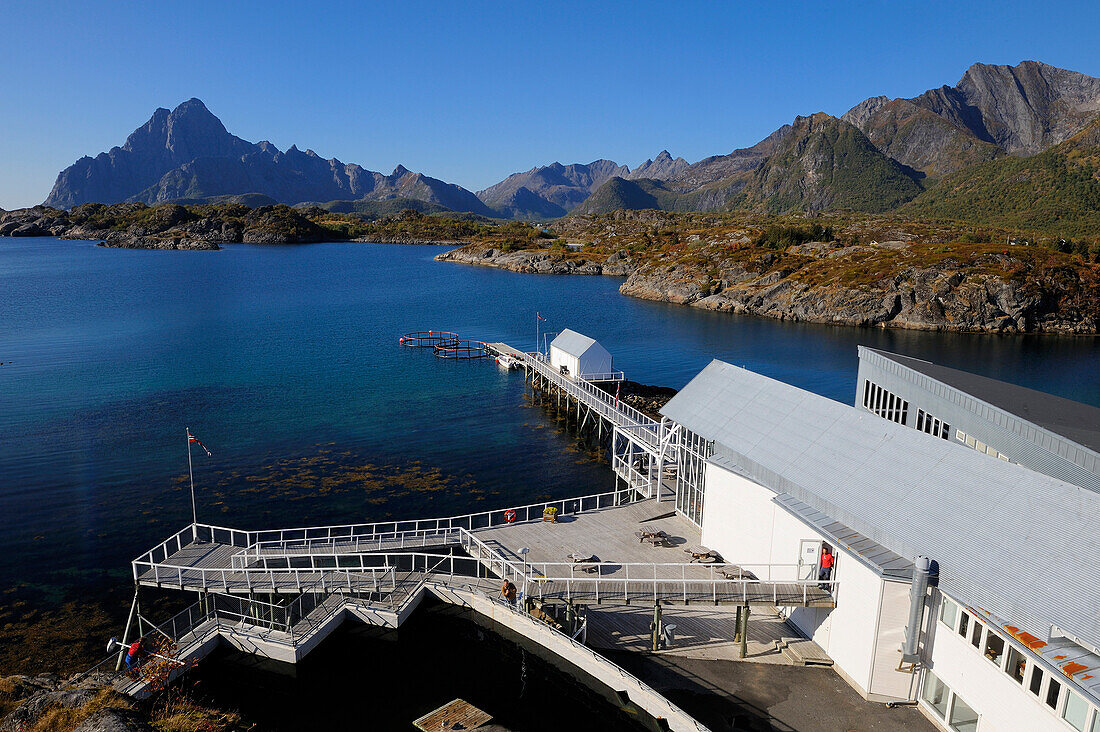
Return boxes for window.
[949,693,980,732]
[917,409,950,439]
[940,597,959,630]
[1063,689,1089,731]
[965,435,976,448]
[921,671,950,719]
[864,381,908,425]
[1090,706,1100,732]
[970,618,983,649]
[983,632,1005,667]
[958,612,970,639]
[1006,647,1026,683]
[1029,664,1044,696]
[1046,677,1062,709]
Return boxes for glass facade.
[675,427,711,526]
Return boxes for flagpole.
[186,427,196,528]
[536,312,540,358]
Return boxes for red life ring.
[504,509,517,523]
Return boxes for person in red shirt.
[819,547,835,591]
[124,639,142,676]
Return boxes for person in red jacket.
[818,547,835,591]
[124,639,143,676]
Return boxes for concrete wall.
[699,463,910,700]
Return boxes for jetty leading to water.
[110,338,837,732]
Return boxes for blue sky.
[2,0,1098,209]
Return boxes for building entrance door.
[798,539,822,581]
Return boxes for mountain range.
[41,61,1100,229]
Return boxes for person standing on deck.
[124,639,143,677]
[818,547,835,590]
[501,579,517,605]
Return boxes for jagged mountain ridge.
[474,154,689,219]
[44,99,495,215]
[843,61,1100,179]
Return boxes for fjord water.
[3,237,1100,598]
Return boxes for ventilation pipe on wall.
[902,556,935,663]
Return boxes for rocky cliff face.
[844,61,1100,178]
[626,151,690,180]
[44,99,493,215]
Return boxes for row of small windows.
[863,380,908,425]
[938,597,1099,731]
[916,409,951,440]
[955,429,1011,462]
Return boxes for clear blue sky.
[2,0,1098,209]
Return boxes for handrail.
[133,559,398,594]
[146,485,638,557]
[525,353,658,435]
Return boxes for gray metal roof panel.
[862,347,1100,454]
[550,329,601,358]
[663,359,1100,650]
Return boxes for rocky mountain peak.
[392,164,411,177]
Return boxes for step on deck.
[777,636,833,666]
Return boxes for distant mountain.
[844,61,1100,179]
[626,151,689,180]
[579,114,921,215]
[44,99,494,215]
[730,113,923,213]
[476,160,629,219]
[904,115,1100,236]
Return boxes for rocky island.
[438,210,1100,334]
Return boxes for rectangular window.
[958,612,969,640]
[970,619,983,649]
[949,694,980,732]
[984,632,1005,667]
[940,597,959,630]
[1006,647,1026,683]
[1046,677,1061,709]
[921,670,950,719]
[956,429,966,442]
[965,435,976,448]
[941,422,951,439]
[1062,689,1089,731]
[1090,705,1100,732]
[1029,665,1044,696]
[917,411,925,431]
[975,440,987,453]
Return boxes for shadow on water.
[188,601,661,732]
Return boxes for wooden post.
[650,599,662,651]
[739,604,751,659]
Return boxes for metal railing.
[230,528,463,569]
[524,352,659,445]
[179,485,638,553]
[519,561,839,605]
[133,559,397,594]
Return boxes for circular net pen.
[433,340,490,359]
[399,331,459,348]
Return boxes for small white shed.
[549,329,613,379]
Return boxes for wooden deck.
[413,699,492,732]
[474,499,835,608]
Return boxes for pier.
[110,338,837,732]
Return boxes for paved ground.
[603,651,937,732]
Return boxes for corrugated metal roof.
[550,329,601,358]
[661,359,1100,652]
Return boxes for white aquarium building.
[660,358,1100,732]
[549,329,614,380]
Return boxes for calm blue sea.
[3,237,1100,593]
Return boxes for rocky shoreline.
[437,242,1100,334]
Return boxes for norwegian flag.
[187,430,212,457]
[536,312,546,321]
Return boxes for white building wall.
[549,347,579,378]
[869,580,917,700]
[924,615,1071,732]
[699,463,909,699]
